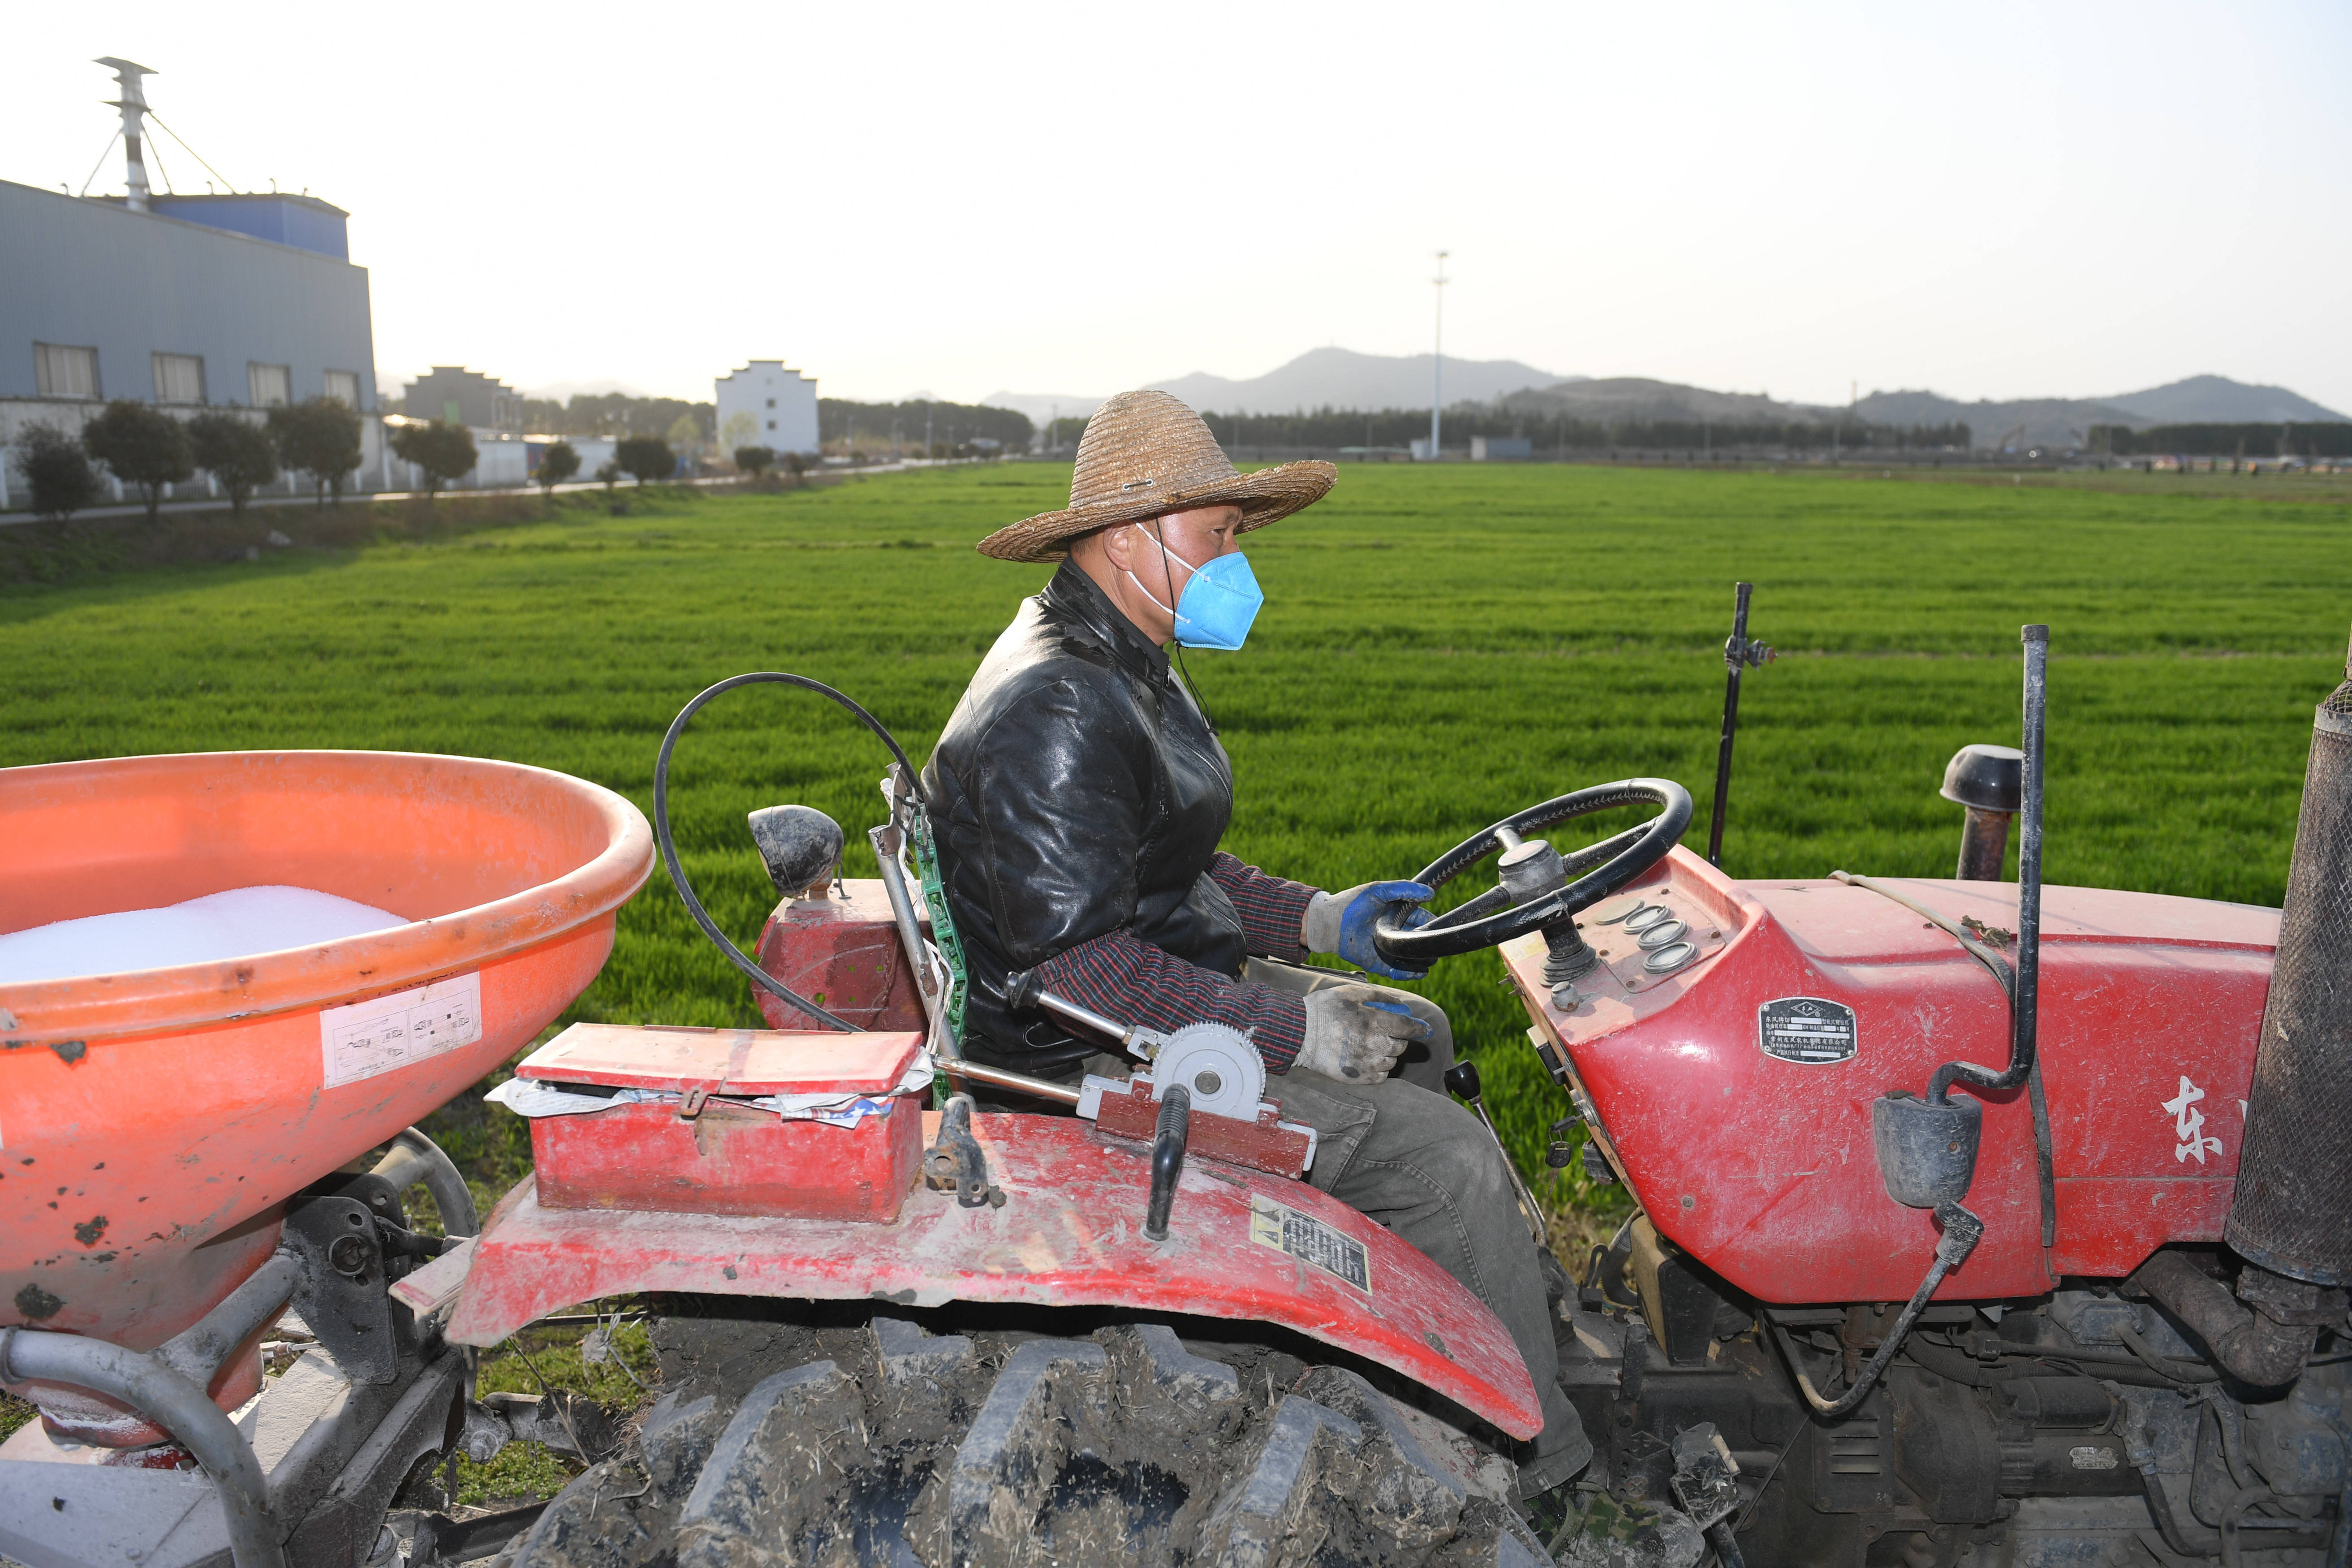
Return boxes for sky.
[9,1,2349,411]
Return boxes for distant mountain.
[1150,347,1570,415]
[1845,390,2146,451]
[1502,377,1824,426]
[1505,374,2345,452]
[985,362,2343,452]
[1851,376,2345,450]
[2099,375,2345,425]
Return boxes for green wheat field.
[5,462,2347,1481]
[5,463,2348,1199]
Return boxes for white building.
[715,360,818,458]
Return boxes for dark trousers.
[1244,958,1591,1494]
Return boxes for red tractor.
[4,624,2348,1568]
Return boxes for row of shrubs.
[9,402,818,526]
[11,398,382,524]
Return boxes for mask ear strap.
[1121,521,1178,617]
[1132,518,1182,606]
[1142,521,1218,729]
[1151,522,1180,610]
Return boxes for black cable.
[1771,1200,1984,1417]
[1145,521,1219,732]
[1170,641,1218,733]
[653,672,921,1032]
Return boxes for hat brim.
[976,460,1337,563]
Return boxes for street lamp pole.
[1430,250,1449,461]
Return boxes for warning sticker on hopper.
[321,973,483,1088]
[1249,1194,1370,1293]
[1757,997,1858,1064]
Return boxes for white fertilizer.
[0,886,407,985]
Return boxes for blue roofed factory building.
[1,58,400,509]
[105,191,357,262]
[0,180,377,417]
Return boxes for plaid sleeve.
[1033,925,1309,1073]
[1205,851,1319,962]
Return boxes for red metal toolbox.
[515,1023,925,1221]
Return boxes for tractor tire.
[491,1300,1554,1568]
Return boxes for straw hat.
[977,390,1336,562]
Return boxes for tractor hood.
[1507,847,2278,1305]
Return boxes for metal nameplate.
[1757,997,1858,1064]
[1249,1194,1371,1292]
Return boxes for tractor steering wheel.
[1371,779,1693,967]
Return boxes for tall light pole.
[1430,251,1449,460]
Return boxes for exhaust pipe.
[1939,744,2022,880]
[2225,624,2352,1288]
[2129,1251,2323,1388]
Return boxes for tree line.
[461,389,1036,457]
[500,393,717,442]
[1192,405,1972,453]
[819,398,1034,454]
[6,403,706,523]
[11,399,369,524]
[2090,422,2352,459]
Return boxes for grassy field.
[5,462,2349,1199]
[4,461,2346,1465]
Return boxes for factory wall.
[0,178,376,414]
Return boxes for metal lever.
[1144,1085,1191,1241]
[1444,1061,1547,1242]
[1006,968,1166,1061]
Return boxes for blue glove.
[1305,880,1436,981]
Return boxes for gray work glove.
[1295,984,1433,1085]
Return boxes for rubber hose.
[2131,1252,2317,1388]
[654,672,919,1032]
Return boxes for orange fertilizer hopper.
[0,751,651,1442]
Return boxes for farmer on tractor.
[921,389,1594,1500]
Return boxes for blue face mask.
[1126,526,1265,650]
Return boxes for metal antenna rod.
[1708,583,1772,866]
[1430,250,1448,460]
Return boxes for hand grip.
[1144,1085,1192,1241]
[1443,1060,1482,1101]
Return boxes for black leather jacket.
[922,562,1242,1064]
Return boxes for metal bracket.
[1724,630,1774,673]
[923,1094,1005,1208]
[281,1195,402,1384]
